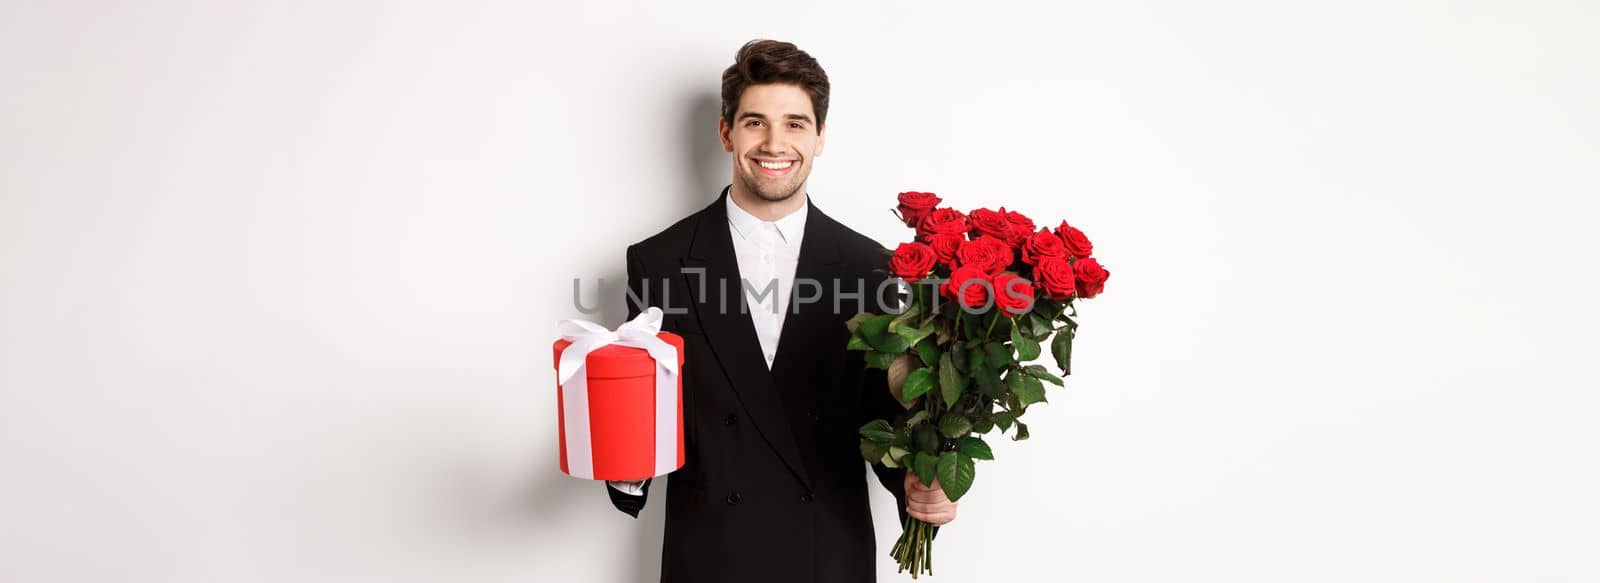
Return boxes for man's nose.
[757,127,789,155]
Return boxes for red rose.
[941,264,993,309]
[896,191,942,229]
[992,272,1035,316]
[953,235,1012,275]
[1056,221,1094,260]
[1072,257,1110,298]
[917,208,969,242]
[1034,256,1077,300]
[925,233,963,265]
[967,207,1012,241]
[1002,209,1035,247]
[888,242,938,284]
[1020,228,1066,266]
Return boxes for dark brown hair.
[721,39,830,133]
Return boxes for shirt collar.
[726,191,808,245]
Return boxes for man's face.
[719,83,826,203]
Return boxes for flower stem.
[891,515,938,578]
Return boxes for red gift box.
[553,332,685,481]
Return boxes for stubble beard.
[737,159,806,203]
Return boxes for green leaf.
[983,341,1011,366]
[891,424,912,448]
[1011,325,1041,361]
[1023,364,1063,386]
[1012,421,1030,441]
[901,368,934,402]
[975,364,1005,398]
[935,451,976,502]
[994,411,1015,431]
[956,436,994,460]
[888,446,911,466]
[1026,374,1046,397]
[962,311,985,339]
[845,312,875,335]
[866,332,908,354]
[846,333,872,351]
[913,423,941,455]
[886,303,920,333]
[915,337,940,368]
[1006,391,1026,416]
[861,313,908,353]
[913,451,939,487]
[938,413,973,438]
[860,440,889,463]
[864,351,895,370]
[951,341,970,374]
[938,353,965,408]
[859,419,894,443]
[1015,374,1046,406]
[1051,325,1075,376]
[972,415,994,434]
[1027,310,1051,337]
[861,313,892,337]
[896,321,935,348]
[905,410,928,427]
[881,451,901,468]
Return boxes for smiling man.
[602,39,957,582]
[724,80,818,220]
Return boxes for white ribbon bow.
[556,306,680,479]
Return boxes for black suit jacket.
[607,186,911,583]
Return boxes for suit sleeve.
[624,244,644,322]
[861,351,912,528]
[606,477,652,519]
[606,244,652,518]
[857,267,913,528]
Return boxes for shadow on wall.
[613,87,728,583]
[504,89,728,582]
[597,88,728,329]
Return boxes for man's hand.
[904,470,958,526]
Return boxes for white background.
[3,1,1597,581]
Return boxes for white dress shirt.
[725,193,808,370]
[609,193,808,497]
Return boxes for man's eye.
[790,123,802,129]
[746,120,762,127]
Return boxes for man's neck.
[729,181,808,222]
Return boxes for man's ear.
[815,122,826,157]
[718,117,733,153]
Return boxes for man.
[604,40,958,582]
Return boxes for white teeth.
[757,160,793,170]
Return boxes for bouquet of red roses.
[847,191,1110,578]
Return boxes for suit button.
[801,492,814,504]
[724,413,738,426]
[726,491,742,505]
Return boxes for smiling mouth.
[753,158,796,177]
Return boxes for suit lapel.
[767,197,842,378]
[680,187,821,490]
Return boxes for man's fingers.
[907,507,958,525]
[905,473,944,493]
[906,499,956,514]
